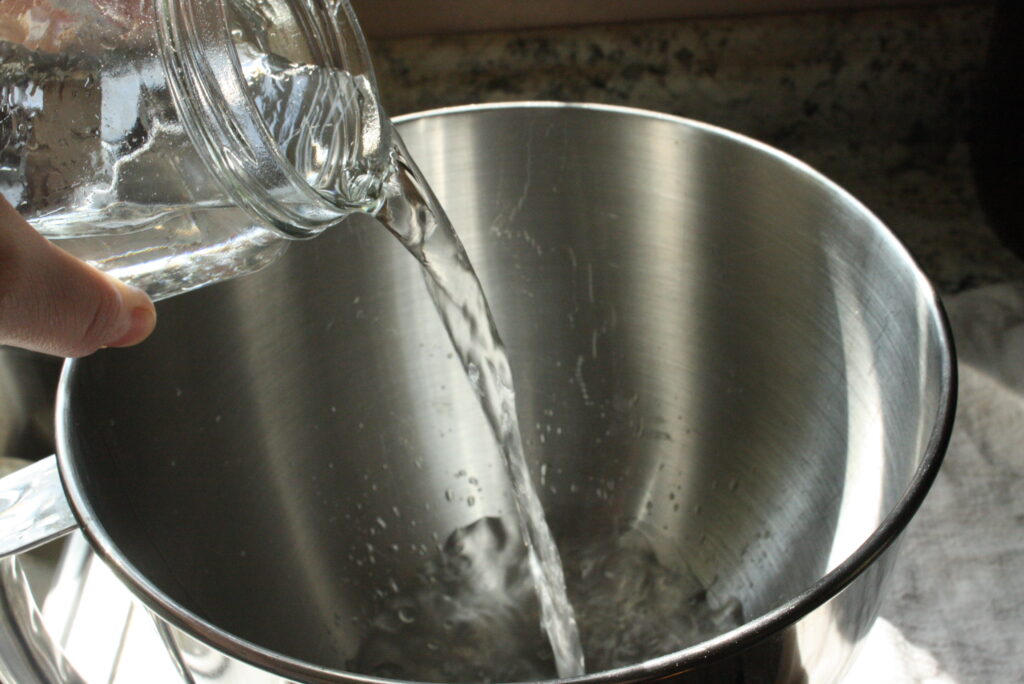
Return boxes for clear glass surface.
[0,0,390,299]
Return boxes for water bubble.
[466,362,482,394]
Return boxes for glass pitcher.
[0,0,392,299]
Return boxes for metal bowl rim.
[54,101,958,684]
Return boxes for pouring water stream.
[374,131,586,677]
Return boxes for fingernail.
[107,305,157,348]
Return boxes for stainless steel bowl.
[13,103,958,683]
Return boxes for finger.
[0,198,156,357]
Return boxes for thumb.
[0,198,156,357]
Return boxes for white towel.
[845,283,1024,683]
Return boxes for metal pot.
[0,103,955,683]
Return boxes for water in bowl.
[353,517,743,682]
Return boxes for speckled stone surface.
[367,2,1024,294]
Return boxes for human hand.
[0,197,156,357]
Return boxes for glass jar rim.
[155,0,389,238]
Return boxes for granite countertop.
[366,1,1024,295]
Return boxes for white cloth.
[844,283,1024,683]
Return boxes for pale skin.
[2,1,157,357]
[0,196,156,357]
